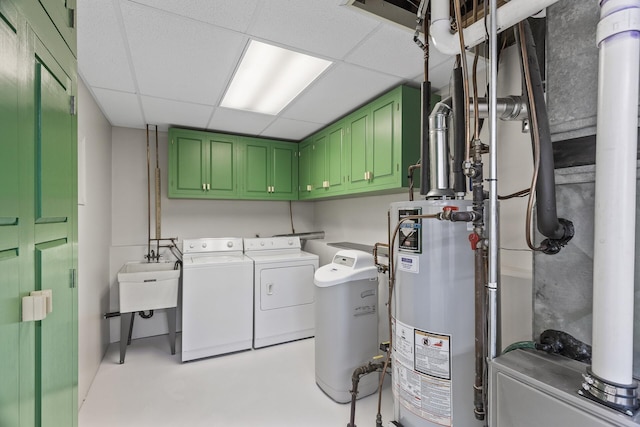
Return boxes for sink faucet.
[145,249,160,262]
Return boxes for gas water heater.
[390,200,482,427]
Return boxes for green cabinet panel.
[239,137,298,201]
[243,140,269,195]
[0,13,19,225]
[36,240,75,427]
[36,61,72,223]
[297,138,313,200]
[272,144,296,196]
[310,122,345,198]
[345,85,421,194]
[209,138,235,192]
[345,110,369,188]
[168,128,238,198]
[0,251,20,427]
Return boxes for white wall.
[108,127,316,341]
[77,78,112,407]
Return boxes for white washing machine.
[181,237,253,361]
[244,236,319,348]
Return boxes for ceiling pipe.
[430,0,559,56]
[581,0,640,415]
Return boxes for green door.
[271,143,297,200]
[346,109,370,189]
[174,135,209,194]
[327,123,344,193]
[34,53,77,427]
[207,134,236,196]
[312,132,327,195]
[0,9,20,425]
[38,0,76,55]
[370,95,396,186]
[36,240,75,427]
[243,140,269,197]
[298,140,312,199]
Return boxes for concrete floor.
[79,334,393,427]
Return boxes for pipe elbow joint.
[541,218,575,255]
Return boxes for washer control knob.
[189,244,194,249]
[260,241,265,246]
[202,242,207,248]
[288,239,293,245]
[227,241,233,248]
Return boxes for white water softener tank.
[390,200,482,427]
[314,250,379,403]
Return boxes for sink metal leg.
[120,312,133,364]
[167,307,177,355]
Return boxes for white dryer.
[244,236,319,348]
[181,238,253,361]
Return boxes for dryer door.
[259,264,315,310]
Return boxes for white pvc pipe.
[592,0,640,386]
[430,0,560,56]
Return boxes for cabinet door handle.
[202,183,206,191]
[207,183,210,190]
[307,184,312,192]
[323,180,329,188]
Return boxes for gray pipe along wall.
[534,0,640,378]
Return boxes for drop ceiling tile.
[77,0,136,92]
[260,118,325,141]
[207,108,276,136]
[141,96,214,131]
[91,88,144,129]
[281,63,401,124]
[247,1,380,60]
[120,1,247,106]
[346,24,446,80]
[129,0,260,32]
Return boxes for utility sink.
[118,261,180,313]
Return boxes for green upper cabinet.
[298,138,313,200]
[346,85,421,193]
[239,137,298,201]
[311,121,345,198]
[168,128,238,199]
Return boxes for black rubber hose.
[520,20,567,241]
[452,66,466,193]
[419,81,432,195]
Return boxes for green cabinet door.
[298,139,313,200]
[311,122,345,198]
[36,240,75,427]
[33,48,78,427]
[207,134,236,196]
[346,85,421,194]
[369,92,397,187]
[271,143,297,199]
[243,139,270,197]
[0,8,20,425]
[169,129,237,199]
[345,109,370,189]
[311,131,327,195]
[240,138,298,200]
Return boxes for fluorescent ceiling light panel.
[221,40,332,115]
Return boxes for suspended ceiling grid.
[77,0,465,140]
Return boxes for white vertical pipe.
[592,0,640,386]
[429,0,559,55]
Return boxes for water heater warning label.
[398,208,422,252]
[398,254,419,273]
[392,318,453,426]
